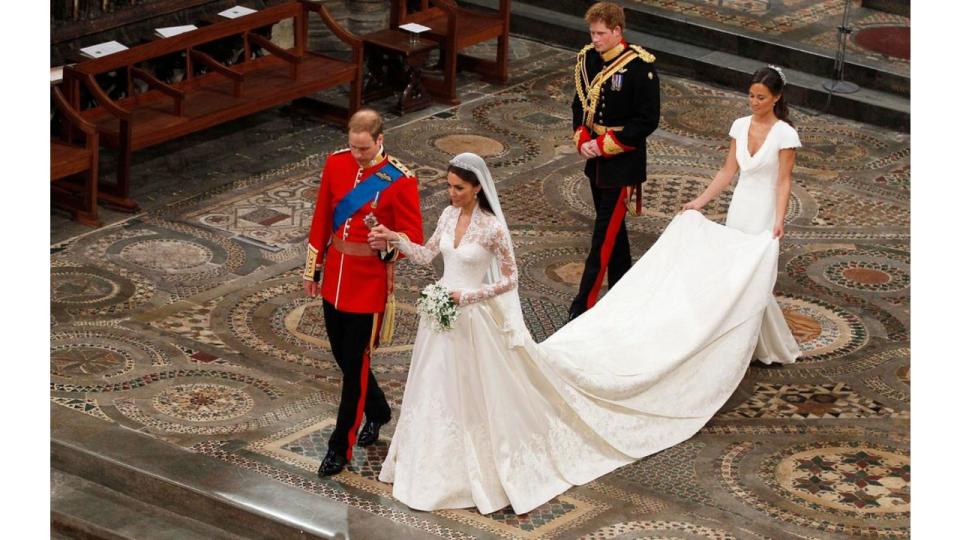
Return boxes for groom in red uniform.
[303,108,423,476]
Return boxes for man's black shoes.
[357,419,388,447]
[317,449,348,477]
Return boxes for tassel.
[380,294,396,345]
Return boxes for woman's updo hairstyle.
[750,66,793,127]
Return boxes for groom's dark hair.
[448,164,494,215]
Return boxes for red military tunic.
[304,149,423,313]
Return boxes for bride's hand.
[450,291,462,305]
[772,223,784,239]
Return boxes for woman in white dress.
[369,66,799,516]
[682,65,801,364]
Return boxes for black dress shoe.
[317,449,347,477]
[357,419,388,447]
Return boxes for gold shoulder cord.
[629,44,656,63]
[574,45,593,125]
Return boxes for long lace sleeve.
[459,220,519,306]
[394,206,451,266]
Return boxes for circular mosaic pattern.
[824,261,909,293]
[582,520,736,540]
[768,444,910,516]
[545,261,583,287]
[896,365,910,386]
[280,298,420,354]
[153,383,254,422]
[794,126,889,172]
[50,345,134,379]
[51,270,123,305]
[433,133,504,157]
[784,248,908,341]
[778,295,868,363]
[641,172,734,221]
[660,97,745,141]
[853,26,910,61]
[518,244,589,297]
[719,441,910,537]
[49,328,171,385]
[120,239,214,272]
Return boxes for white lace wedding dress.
[378,124,800,514]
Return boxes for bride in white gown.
[370,66,800,515]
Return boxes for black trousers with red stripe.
[323,300,392,459]
[569,181,632,317]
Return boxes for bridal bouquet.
[416,282,459,332]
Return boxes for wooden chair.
[390,0,510,103]
[51,86,100,227]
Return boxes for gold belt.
[591,125,624,135]
[331,235,377,257]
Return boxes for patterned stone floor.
[625,0,910,76]
[51,38,909,539]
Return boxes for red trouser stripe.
[345,314,381,460]
[586,187,629,309]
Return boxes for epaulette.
[331,147,351,155]
[577,44,592,57]
[387,155,413,177]
[629,44,656,63]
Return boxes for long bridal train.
[379,210,789,515]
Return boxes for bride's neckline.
[453,206,478,249]
[746,117,780,158]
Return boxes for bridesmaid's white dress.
[725,116,802,364]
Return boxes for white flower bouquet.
[416,282,459,332]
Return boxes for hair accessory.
[767,65,786,85]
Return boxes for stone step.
[51,404,350,540]
[466,0,908,131]
[482,0,908,97]
[52,470,245,540]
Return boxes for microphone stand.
[823,0,860,94]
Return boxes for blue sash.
[332,162,405,233]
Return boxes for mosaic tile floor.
[51,38,909,539]
[625,0,910,76]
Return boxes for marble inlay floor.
[625,0,910,76]
[51,38,909,539]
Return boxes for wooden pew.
[51,86,101,227]
[390,0,510,104]
[61,0,363,211]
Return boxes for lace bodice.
[394,206,518,305]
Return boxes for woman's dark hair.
[750,67,793,126]
[447,164,494,214]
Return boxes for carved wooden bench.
[60,0,362,211]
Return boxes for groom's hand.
[303,279,320,297]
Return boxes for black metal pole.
[824,0,860,94]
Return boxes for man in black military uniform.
[569,1,660,321]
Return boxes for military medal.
[612,73,623,91]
